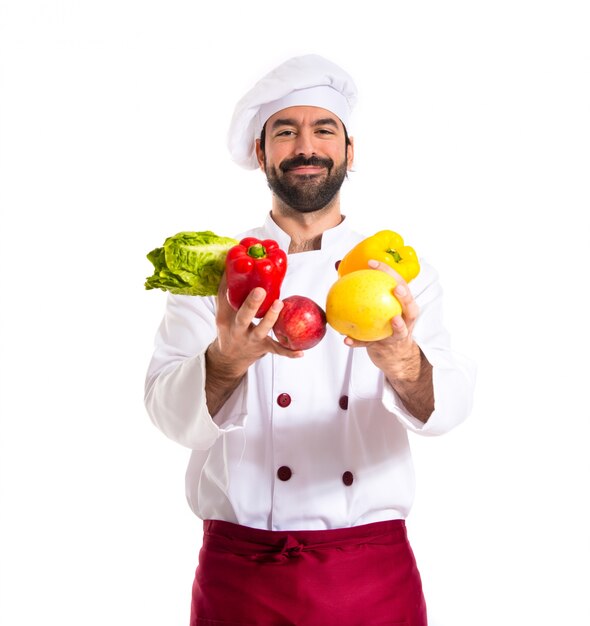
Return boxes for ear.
[346,137,355,170]
[255,138,265,170]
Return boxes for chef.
[145,54,476,626]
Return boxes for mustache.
[279,155,334,173]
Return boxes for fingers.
[385,288,414,343]
[217,271,228,298]
[269,339,305,358]
[251,298,283,339]
[218,287,303,359]
[215,273,232,321]
[393,282,419,327]
[344,336,367,349]
[390,313,411,341]
[233,287,267,328]
[367,259,405,284]
[252,304,307,358]
[341,260,419,350]
[252,300,304,358]
[343,316,410,348]
[366,258,419,327]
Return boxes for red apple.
[273,295,327,351]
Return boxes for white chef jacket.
[145,214,476,531]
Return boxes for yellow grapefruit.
[325,269,401,341]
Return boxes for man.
[145,55,475,625]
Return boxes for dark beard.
[265,155,348,213]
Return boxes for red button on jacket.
[342,471,354,486]
[277,466,292,481]
[277,393,291,408]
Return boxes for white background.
[1,1,589,624]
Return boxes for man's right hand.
[205,274,303,416]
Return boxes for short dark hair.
[259,122,352,157]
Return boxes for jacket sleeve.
[144,293,248,449]
[382,261,477,436]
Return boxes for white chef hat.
[227,54,358,169]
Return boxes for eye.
[316,128,336,136]
[275,129,296,137]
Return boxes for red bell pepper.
[225,237,287,318]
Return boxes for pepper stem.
[386,248,403,263]
[248,243,266,259]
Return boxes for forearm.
[384,342,434,423]
[205,339,248,417]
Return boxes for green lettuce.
[145,231,238,296]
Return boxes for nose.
[293,129,316,156]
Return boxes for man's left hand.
[344,260,419,377]
[344,260,434,422]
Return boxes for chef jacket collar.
[263,212,350,253]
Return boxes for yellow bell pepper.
[337,230,420,283]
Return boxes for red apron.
[190,519,428,626]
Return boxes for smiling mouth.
[285,165,326,175]
[280,156,333,175]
